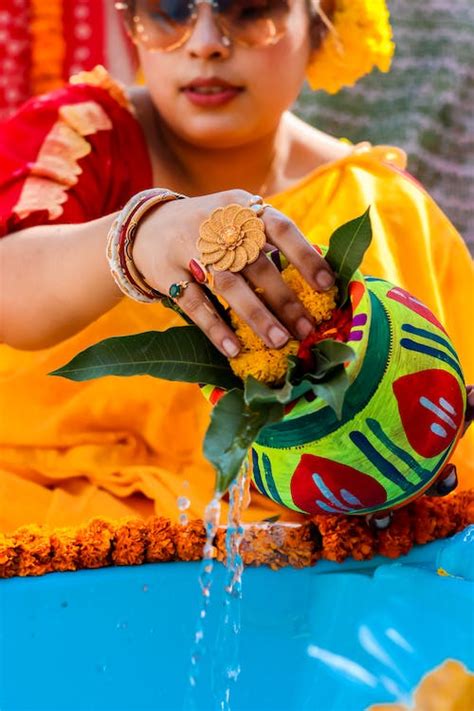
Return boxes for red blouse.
[0,70,153,237]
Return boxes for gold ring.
[197,203,266,273]
[168,280,191,300]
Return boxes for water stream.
[187,462,250,710]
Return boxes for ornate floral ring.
[197,203,266,274]
[168,280,192,300]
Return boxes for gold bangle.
[106,188,185,303]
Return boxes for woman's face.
[136,0,312,148]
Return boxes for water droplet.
[177,496,191,511]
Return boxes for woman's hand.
[132,190,335,358]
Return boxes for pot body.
[251,276,466,515]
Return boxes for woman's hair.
[307,0,334,50]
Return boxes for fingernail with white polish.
[316,270,335,291]
[223,338,240,358]
[296,317,313,339]
[269,326,289,348]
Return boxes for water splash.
[177,480,191,526]
[189,493,222,692]
[215,462,250,711]
[177,495,191,526]
[188,462,250,711]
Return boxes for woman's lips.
[182,86,243,106]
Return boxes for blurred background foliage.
[296,0,474,254]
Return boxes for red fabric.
[0,1,31,122]
[62,0,106,79]
[0,83,153,237]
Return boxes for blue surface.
[1,527,473,711]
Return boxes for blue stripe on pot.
[366,418,430,482]
[401,323,459,358]
[251,448,270,497]
[400,339,464,381]
[262,454,285,506]
[348,431,412,492]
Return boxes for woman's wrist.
[106,188,185,303]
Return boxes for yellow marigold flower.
[228,266,338,384]
[281,265,338,321]
[229,341,300,385]
[307,0,395,94]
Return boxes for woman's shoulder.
[285,112,354,172]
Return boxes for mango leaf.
[204,389,284,493]
[244,367,313,407]
[308,339,356,380]
[311,366,351,420]
[50,326,241,390]
[325,208,372,305]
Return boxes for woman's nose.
[186,2,231,59]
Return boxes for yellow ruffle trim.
[30,0,65,96]
[1,490,472,578]
[13,101,113,222]
[70,65,134,113]
[307,0,395,93]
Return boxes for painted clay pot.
[249,273,466,516]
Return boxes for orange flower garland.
[30,0,66,96]
[1,490,472,578]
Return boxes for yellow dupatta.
[0,145,472,534]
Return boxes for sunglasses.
[115,0,291,51]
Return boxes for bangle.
[107,188,185,303]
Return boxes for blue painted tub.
[1,526,473,710]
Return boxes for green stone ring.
[168,280,191,300]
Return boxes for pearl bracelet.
[106,188,185,303]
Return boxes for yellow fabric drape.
[1,145,472,533]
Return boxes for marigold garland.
[0,490,472,578]
[30,0,66,96]
[307,0,395,94]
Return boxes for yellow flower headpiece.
[306,0,395,94]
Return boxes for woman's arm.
[0,213,122,350]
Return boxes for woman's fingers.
[212,269,291,349]
[243,253,314,339]
[262,208,336,292]
[175,282,241,358]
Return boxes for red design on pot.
[387,287,447,335]
[291,454,387,515]
[349,280,365,311]
[393,370,464,458]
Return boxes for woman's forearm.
[0,213,123,350]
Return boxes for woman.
[0,0,472,533]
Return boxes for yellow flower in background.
[368,659,474,711]
[307,0,395,94]
[228,267,338,385]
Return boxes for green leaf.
[308,339,356,380]
[325,208,373,305]
[311,366,351,420]
[204,389,284,494]
[50,326,241,390]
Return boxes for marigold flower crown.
[307,0,394,94]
